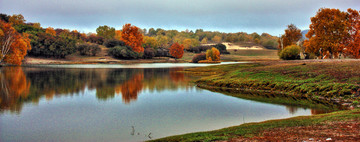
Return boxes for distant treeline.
[0,13,278,62]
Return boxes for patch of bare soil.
[225,120,360,142]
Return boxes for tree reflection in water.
[0,67,327,115]
[0,67,190,113]
[0,67,31,113]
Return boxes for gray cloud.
[1,0,359,35]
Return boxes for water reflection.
[0,67,190,113]
[0,67,31,113]
[0,66,336,142]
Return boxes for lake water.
[0,64,323,142]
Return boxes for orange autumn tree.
[169,42,184,59]
[277,24,302,51]
[344,9,360,58]
[45,27,56,36]
[304,8,348,58]
[0,21,31,65]
[120,24,144,52]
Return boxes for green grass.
[189,61,360,103]
[150,109,360,142]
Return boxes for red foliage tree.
[169,42,184,59]
[121,24,144,53]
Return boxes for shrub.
[189,46,200,53]
[191,53,206,63]
[214,43,226,51]
[188,45,212,53]
[212,43,230,54]
[279,45,301,60]
[198,45,212,52]
[108,46,140,59]
[144,48,156,59]
[206,47,221,61]
[221,51,230,54]
[77,43,101,56]
[29,32,76,58]
[304,53,317,59]
[155,48,170,57]
[104,39,125,48]
[87,34,104,45]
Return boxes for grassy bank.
[200,86,341,110]
[186,60,360,107]
[150,109,360,142]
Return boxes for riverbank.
[20,47,278,65]
[22,56,188,65]
[150,59,360,141]
[186,59,360,108]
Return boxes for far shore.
[21,56,189,65]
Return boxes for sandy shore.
[203,42,264,50]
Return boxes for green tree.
[96,25,115,39]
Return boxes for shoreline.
[150,60,360,141]
[150,109,360,142]
[185,60,360,109]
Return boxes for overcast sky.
[1,0,359,35]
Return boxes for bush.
[199,45,212,52]
[87,34,104,45]
[29,32,77,58]
[206,47,221,61]
[213,43,229,54]
[108,46,140,59]
[104,39,125,48]
[191,53,206,63]
[189,46,200,53]
[77,43,101,56]
[155,48,170,57]
[187,45,212,53]
[304,53,317,59]
[214,43,226,51]
[221,51,230,54]
[279,45,301,60]
[144,48,156,59]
